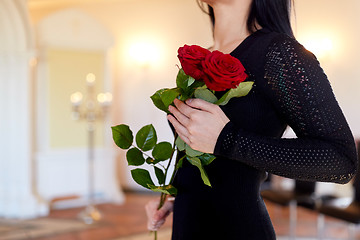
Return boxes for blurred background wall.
[0,0,359,218]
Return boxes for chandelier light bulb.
[97,93,106,104]
[86,73,96,86]
[70,91,83,106]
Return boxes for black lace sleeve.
[214,35,357,184]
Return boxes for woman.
[146,0,358,239]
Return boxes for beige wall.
[47,48,105,148]
[294,1,360,138]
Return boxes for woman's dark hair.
[197,0,294,38]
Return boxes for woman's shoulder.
[237,29,299,61]
[237,30,303,72]
[251,28,288,48]
[259,30,316,60]
[247,29,320,87]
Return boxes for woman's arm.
[213,35,357,183]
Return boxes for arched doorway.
[35,8,124,209]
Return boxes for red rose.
[178,45,211,80]
[202,51,248,91]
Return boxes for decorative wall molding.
[36,8,113,50]
[0,0,47,219]
[36,148,123,203]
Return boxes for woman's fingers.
[167,98,230,153]
[149,219,165,231]
[173,98,194,117]
[185,98,217,113]
[155,200,174,220]
[168,105,189,127]
[145,199,174,231]
[168,99,195,144]
[187,98,230,125]
[167,114,190,145]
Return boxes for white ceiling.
[28,0,127,9]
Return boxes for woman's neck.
[211,1,252,54]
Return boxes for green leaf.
[146,157,157,165]
[111,124,133,149]
[150,88,169,113]
[216,81,254,106]
[187,77,195,87]
[131,168,155,189]
[215,91,230,105]
[175,136,186,151]
[176,69,189,90]
[136,124,157,151]
[146,157,162,165]
[194,88,218,103]
[198,153,216,166]
[178,92,190,102]
[150,88,181,113]
[176,69,205,100]
[154,166,165,185]
[126,148,145,166]
[185,144,203,157]
[184,79,206,99]
[187,157,211,187]
[152,142,173,161]
[175,155,185,170]
[160,88,181,109]
[148,184,177,195]
[189,79,206,89]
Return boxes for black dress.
[171,29,358,240]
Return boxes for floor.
[1,192,359,240]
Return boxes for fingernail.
[186,99,192,104]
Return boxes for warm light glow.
[86,73,96,85]
[29,57,37,67]
[97,93,106,103]
[97,92,112,105]
[128,41,160,66]
[105,92,113,102]
[303,37,334,59]
[70,91,83,105]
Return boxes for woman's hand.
[167,98,230,153]
[145,198,174,231]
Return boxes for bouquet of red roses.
[112,44,252,232]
